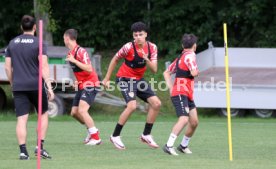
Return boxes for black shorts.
[116,77,156,103]
[72,87,98,107]
[13,89,48,117]
[171,95,196,117]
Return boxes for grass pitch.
[0,116,276,169]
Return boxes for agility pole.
[223,23,233,161]
[37,20,43,169]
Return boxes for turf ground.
[0,116,275,169]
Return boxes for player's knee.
[191,120,199,129]
[151,99,161,110]
[127,102,137,111]
[78,108,87,115]
[70,110,78,117]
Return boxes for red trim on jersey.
[69,45,100,89]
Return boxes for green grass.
[0,117,275,169]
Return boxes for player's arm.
[145,59,157,73]
[190,69,199,77]
[102,43,129,88]
[163,59,177,91]
[163,69,173,90]
[66,52,92,73]
[186,54,199,77]
[71,57,92,72]
[143,44,158,73]
[102,56,120,88]
[41,55,54,101]
[5,57,13,86]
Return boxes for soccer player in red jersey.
[163,34,199,155]
[102,22,161,150]
[64,29,101,145]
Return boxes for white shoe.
[110,135,126,150]
[140,134,159,148]
[163,145,178,156]
[177,145,192,154]
[83,132,90,144]
[85,138,102,145]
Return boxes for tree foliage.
[0,0,33,46]
[34,0,57,45]
[1,0,276,54]
[34,0,57,33]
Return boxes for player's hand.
[102,78,110,89]
[47,89,55,101]
[65,53,76,63]
[138,49,149,62]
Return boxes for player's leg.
[116,78,137,125]
[35,111,51,159]
[138,96,160,148]
[71,107,85,124]
[40,89,49,143]
[163,116,189,156]
[110,100,137,150]
[71,90,85,124]
[17,114,30,159]
[110,78,137,150]
[32,90,51,159]
[184,108,198,137]
[137,79,161,148]
[16,114,29,146]
[13,91,30,160]
[78,88,101,145]
[178,100,198,154]
[163,95,189,156]
[70,90,91,143]
[118,100,137,125]
[146,96,161,124]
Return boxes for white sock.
[181,135,191,147]
[166,133,177,147]
[88,127,98,134]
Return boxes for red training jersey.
[115,41,158,79]
[68,45,100,89]
[167,50,198,100]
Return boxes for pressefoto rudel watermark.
[44,77,232,92]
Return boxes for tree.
[34,0,57,46]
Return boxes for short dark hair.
[131,22,148,33]
[21,15,36,31]
[64,29,78,40]
[182,34,198,49]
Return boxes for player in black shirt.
[5,15,54,160]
